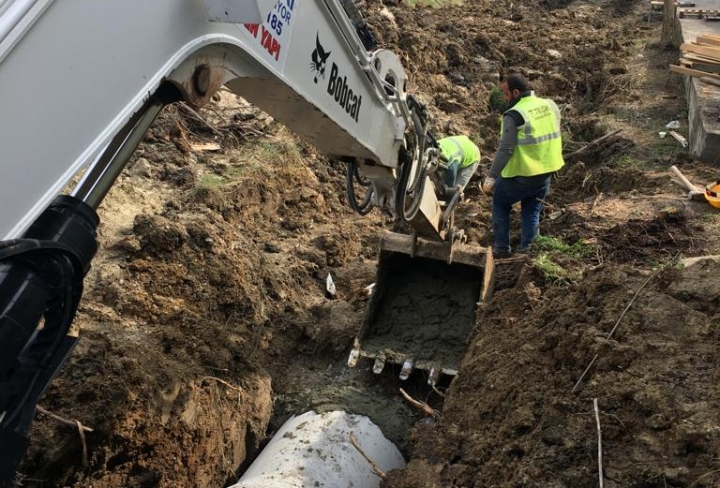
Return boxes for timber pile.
[678,8,720,18]
[670,35,720,85]
[650,1,695,10]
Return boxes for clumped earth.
[17,0,720,487]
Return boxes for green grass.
[531,235,596,258]
[612,107,638,123]
[662,258,685,270]
[198,173,226,187]
[488,86,507,113]
[609,131,684,170]
[529,236,596,283]
[652,136,683,156]
[617,154,641,167]
[258,139,302,164]
[532,253,575,283]
[196,139,299,189]
[702,212,718,223]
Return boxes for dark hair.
[505,73,531,93]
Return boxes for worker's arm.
[489,113,520,178]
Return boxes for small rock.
[133,214,187,251]
[130,157,152,178]
[115,235,142,253]
[541,425,566,446]
[264,242,282,253]
[646,413,672,430]
[379,7,397,28]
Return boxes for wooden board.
[682,61,720,73]
[681,43,720,61]
[481,246,495,304]
[669,130,689,147]
[699,76,720,87]
[683,52,720,64]
[651,0,695,5]
[670,64,720,81]
[679,9,720,17]
[696,36,720,47]
[679,8,720,13]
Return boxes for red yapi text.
[244,24,281,61]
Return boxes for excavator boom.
[0,0,489,483]
[0,0,442,240]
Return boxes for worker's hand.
[481,176,496,194]
[438,153,450,170]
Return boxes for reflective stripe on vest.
[501,96,564,178]
[447,138,463,161]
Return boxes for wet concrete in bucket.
[359,252,483,370]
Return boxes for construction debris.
[668,130,689,147]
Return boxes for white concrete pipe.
[230,410,406,488]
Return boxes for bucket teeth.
[347,348,360,368]
[399,358,413,380]
[428,366,441,386]
[372,357,386,374]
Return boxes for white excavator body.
[0,0,438,239]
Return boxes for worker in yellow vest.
[481,73,564,257]
[437,135,481,199]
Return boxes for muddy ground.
[15,0,720,487]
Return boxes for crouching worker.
[482,73,565,257]
[437,135,481,200]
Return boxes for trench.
[225,249,497,486]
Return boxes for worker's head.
[501,73,531,102]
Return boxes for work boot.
[492,248,512,259]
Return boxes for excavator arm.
[0,0,446,242]
[0,0,462,482]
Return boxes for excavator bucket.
[348,232,496,385]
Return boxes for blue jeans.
[492,176,550,253]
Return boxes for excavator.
[0,0,495,482]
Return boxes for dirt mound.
[385,261,720,488]
[599,215,701,263]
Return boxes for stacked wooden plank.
[651,0,695,10]
[670,35,720,83]
[678,8,719,18]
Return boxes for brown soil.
[15,0,720,487]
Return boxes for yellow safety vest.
[501,95,564,178]
[438,136,480,169]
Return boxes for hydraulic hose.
[0,196,99,486]
[345,160,374,215]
